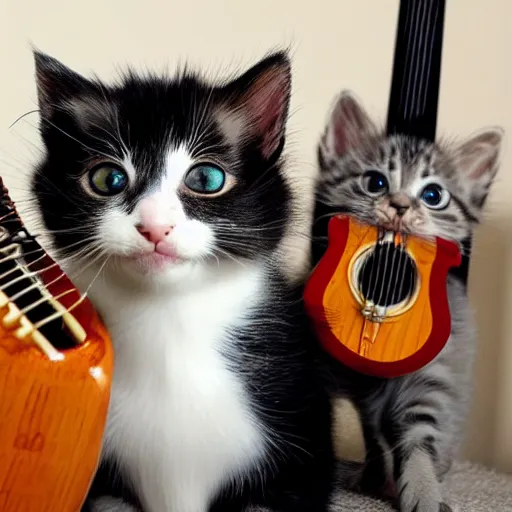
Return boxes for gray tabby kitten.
[314,91,503,512]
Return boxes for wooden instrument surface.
[305,215,461,378]
[0,179,113,512]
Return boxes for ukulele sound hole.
[358,242,417,307]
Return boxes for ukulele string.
[0,238,79,310]
[18,288,77,317]
[7,269,70,304]
[384,240,399,306]
[0,251,47,284]
[0,227,70,300]
[1,218,26,225]
[390,244,405,305]
[0,261,60,294]
[359,253,369,299]
[368,229,389,307]
[365,240,379,304]
[0,210,18,223]
[0,194,91,357]
[0,245,45,263]
[376,239,392,307]
[0,222,84,342]
[368,226,388,304]
[396,239,410,304]
[32,256,109,333]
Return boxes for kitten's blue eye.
[184,164,226,195]
[363,170,389,196]
[420,183,450,210]
[89,165,128,196]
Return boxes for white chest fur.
[82,263,268,512]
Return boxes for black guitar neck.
[386,0,470,283]
[387,0,446,141]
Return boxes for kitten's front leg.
[389,374,456,512]
[395,447,452,512]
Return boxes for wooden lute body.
[304,215,461,377]
[0,178,113,511]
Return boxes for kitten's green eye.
[184,164,226,195]
[89,165,128,196]
[363,170,389,196]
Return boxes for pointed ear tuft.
[321,90,377,159]
[223,52,291,160]
[34,51,94,118]
[454,127,504,181]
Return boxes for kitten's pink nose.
[136,224,173,244]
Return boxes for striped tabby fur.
[314,91,503,512]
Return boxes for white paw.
[398,450,444,512]
[88,496,140,512]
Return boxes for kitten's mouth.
[376,212,407,233]
[126,243,183,271]
[381,219,405,232]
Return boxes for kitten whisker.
[80,255,111,297]
[8,109,41,130]
[212,247,248,269]
[69,249,109,282]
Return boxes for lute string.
[0,221,86,354]
[396,237,411,304]
[390,243,405,305]
[376,238,392,307]
[7,269,70,304]
[365,234,379,303]
[32,256,110,333]
[371,228,387,303]
[0,261,60,294]
[361,229,415,313]
[384,239,400,306]
[17,288,77,317]
[0,187,90,357]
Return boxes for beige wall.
[1,0,510,471]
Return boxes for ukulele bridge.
[361,301,385,323]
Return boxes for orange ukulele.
[0,178,113,511]
[304,215,461,378]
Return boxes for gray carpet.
[329,461,512,511]
[93,461,512,511]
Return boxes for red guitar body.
[304,215,462,378]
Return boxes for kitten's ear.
[453,128,504,182]
[34,51,94,118]
[321,91,377,159]
[222,51,291,160]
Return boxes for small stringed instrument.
[305,215,461,378]
[0,178,113,511]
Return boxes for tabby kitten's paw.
[87,496,140,512]
[397,450,444,512]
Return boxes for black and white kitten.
[31,50,334,512]
[314,91,503,512]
